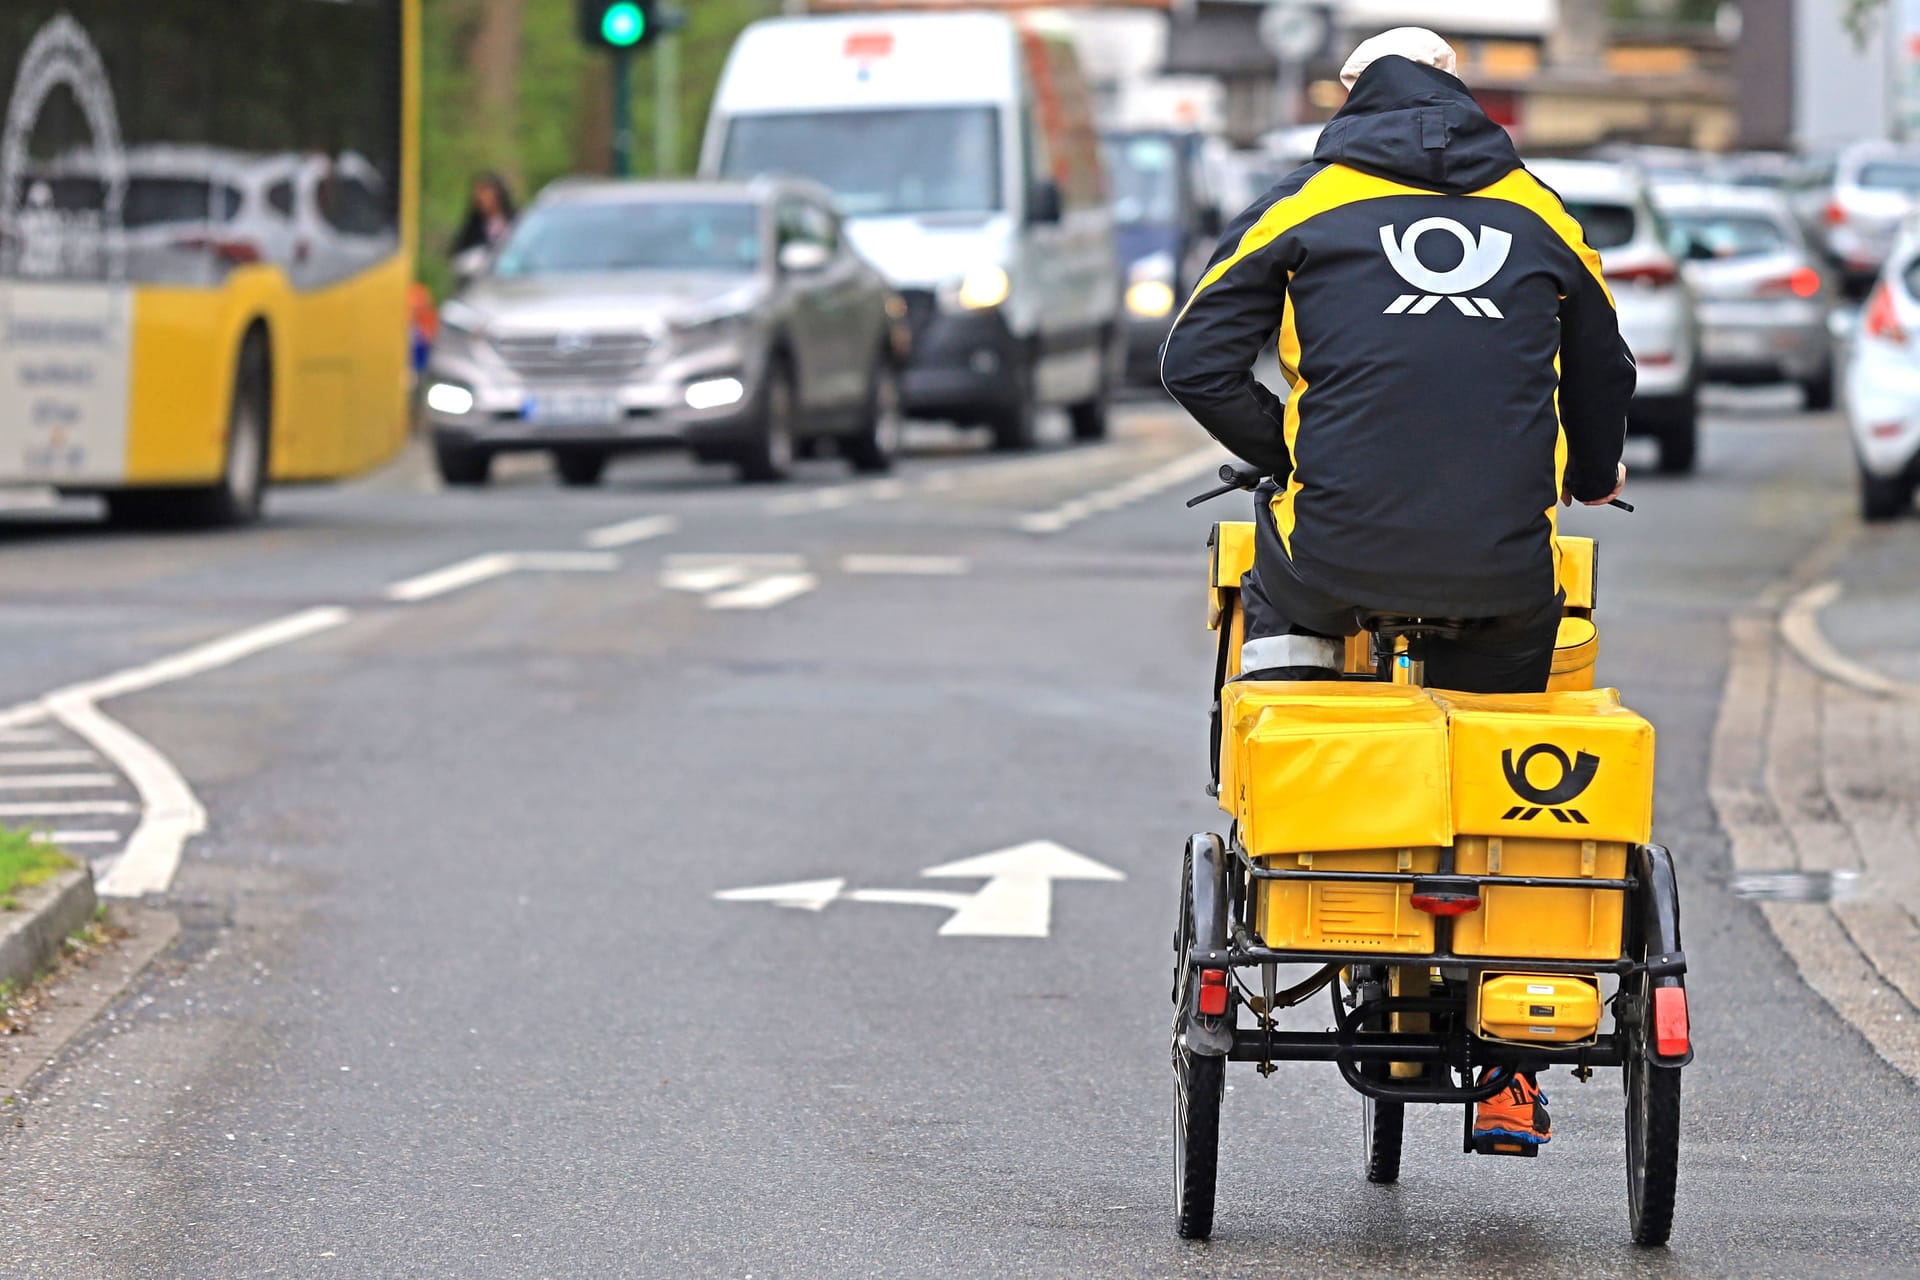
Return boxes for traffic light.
[578,0,651,50]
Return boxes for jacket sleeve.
[1554,241,1636,502]
[1158,176,1312,478]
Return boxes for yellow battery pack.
[1474,973,1602,1044]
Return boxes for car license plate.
[525,390,619,426]
[1703,329,1770,360]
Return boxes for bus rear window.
[123,178,243,228]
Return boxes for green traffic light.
[601,2,644,46]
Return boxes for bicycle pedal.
[1469,1134,1541,1158]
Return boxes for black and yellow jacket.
[1161,56,1635,618]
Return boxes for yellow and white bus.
[0,0,416,524]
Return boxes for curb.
[0,866,99,991]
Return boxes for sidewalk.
[1712,519,1920,1080]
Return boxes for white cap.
[1339,27,1458,90]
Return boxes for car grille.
[490,330,654,381]
[898,288,936,342]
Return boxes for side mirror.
[778,240,831,274]
[1028,179,1063,225]
[452,245,491,287]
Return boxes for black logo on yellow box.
[1501,743,1600,823]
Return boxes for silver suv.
[422,178,904,486]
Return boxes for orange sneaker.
[1473,1071,1551,1149]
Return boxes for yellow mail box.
[1428,688,1654,844]
[1255,847,1443,954]
[1451,834,1628,961]
[1223,682,1453,855]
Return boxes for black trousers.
[1241,488,1562,695]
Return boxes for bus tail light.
[174,235,262,265]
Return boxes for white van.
[701,11,1119,448]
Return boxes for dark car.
[1101,130,1220,383]
[422,177,903,486]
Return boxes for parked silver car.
[422,178,904,486]
[1655,184,1837,408]
[1823,141,1920,296]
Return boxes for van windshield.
[1102,135,1181,226]
[720,107,1001,217]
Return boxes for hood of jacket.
[1313,55,1520,194]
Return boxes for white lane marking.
[0,728,54,743]
[55,607,352,706]
[0,773,117,790]
[1779,580,1920,701]
[661,564,751,594]
[0,606,353,899]
[384,551,619,602]
[0,488,58,511]
[584,514,678,549]
[841,554,969,576]
[0,800,136,817]
[766,479,906,517]
[0,750,99,766]
[31,830,122,846]
[1016,445,1227,535]
[712,878,846,911]
[708,572,818,610]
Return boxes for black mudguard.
[1182,833,1236,1057]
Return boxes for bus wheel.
[107,336,270,528]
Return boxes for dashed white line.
[0,800,136,817]
[767,479,906,516]
[584,514,678,549]
[1016,445,1227,535]
[0,728,54,743]
[708,572,819,610]
[0,773,117,790]
[841,554,970,576]
[384,551,619,602]
[31,830,122,846]
[0,750,98,766]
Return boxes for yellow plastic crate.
[1254,847,1443,954]
[1451,835,1628,960]
[1223,682,1452,856]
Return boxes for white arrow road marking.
[714,840,1125,937]
[384,551,618,602]
[584,514,678,549]
[922,840,1126,937]
[713,878,846,911]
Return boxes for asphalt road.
[2,394,1917,1279]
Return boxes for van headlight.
[1126,252,1177,317]
[942,265,1011,312]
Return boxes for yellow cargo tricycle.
[1174,465,1690,1245]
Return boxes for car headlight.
[941,265,1011,312]
[1126,280,1176,318]
[425,381,475,415]
[685,376,746,410]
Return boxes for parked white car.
[1841,223,1920,519]
[1823,142,1920,297]
[1530,159,1703,473]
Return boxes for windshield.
[492,200,761,276]
[720,108,1001,216]
[1664,212,1789,259]
[1103,135,1181,226]
[1858,160,1920,193]
[1563,201,1639,251]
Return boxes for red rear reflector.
[843,32,893,58]
[1410,892,1481,917]
[1865,281,1908,343]
[1197,969,1229,1016]
[1826,199,1847,226]
[1652,986,1690,1057]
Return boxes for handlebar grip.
[1609,498,1635,512]
[1186,482,1238,509]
